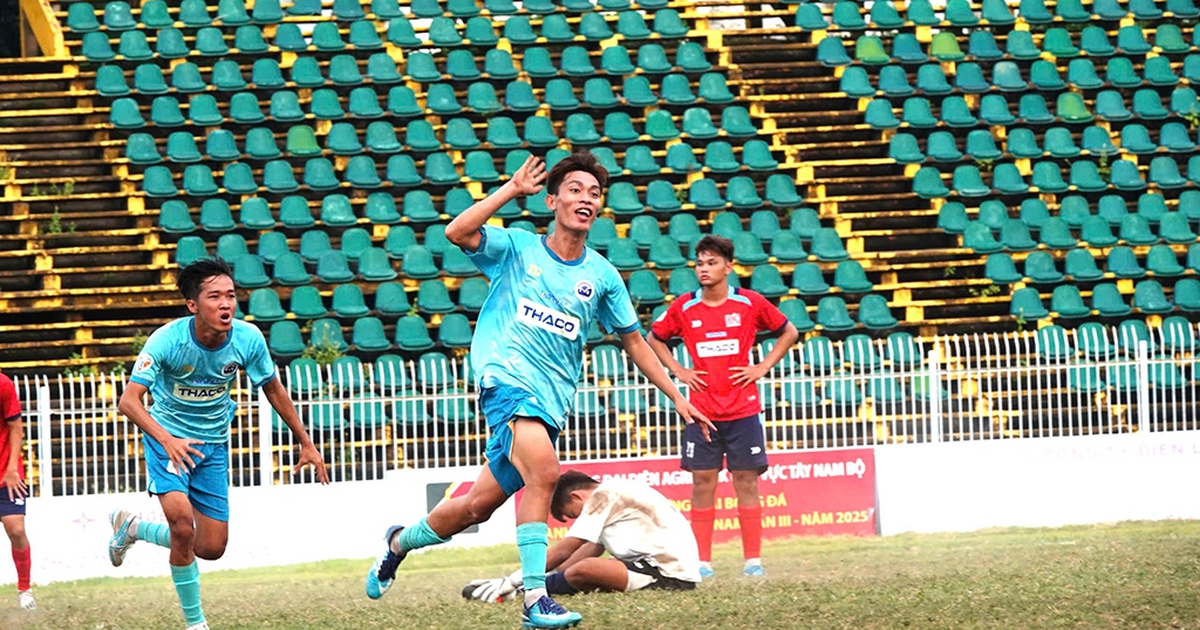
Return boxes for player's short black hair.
[695,235,734,262]
[178,257,233,301]
[545,150,609,196]
[550,470,600,522]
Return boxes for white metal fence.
[14,320,1200,497]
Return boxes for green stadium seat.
[331,284,370,319]
[464,151,500,182]
[158,200,194,233]
[1119,214,1156,245]
[926,131,962,162]
[815,37,851,68]
[1006,30,1041,60]
[1119,26,1152,55]
[303,157,340,190]
[1120,124,1156,154]
[606,239,645,270]
[795,3,827,29]
[729,178,764,209]
[310,318,350,353]
[1070,161,1108,192]
[316,250,355,284]
[834,260,872,292]
[733,233,768,264]
[985,253,1022,284]
[964,222,1002,253]
[299,229,332,264]
[268,321,305,357]
[1174,279,1200,313]
[1147,244,1185,276]
[627,269,666,306]
[348,318,390,352]
[1111,160,1147,191]
[242,127,279,160]
[262,160,299,194]
[310,89,346,120]
[248,288,287,322]
[811,228,849,261]
[231,255,272,288]
[865,99,900,129]
[1108,246,1146,278]
[1062,248,1103,282]
[940,96,977,127]
[237,197,272,231]
[1024,251,1064,284]
[126,132,162,165]
[326,122,362,156]
[180,163,216,195]
[1133,280,1172,313]
[415,280,455,314]
[794,264,831,295]
[1150,157,1187,189]
[202,198,237,232]
[280,195,315,228]
[227,92,266,124]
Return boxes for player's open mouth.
[574,207,592,219]
[219,314,232,324]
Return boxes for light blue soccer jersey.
[467,225,640,429]
[129,317,278,443]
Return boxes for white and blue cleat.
[108,509,138,567]
[698,565,714,579]
[743,564,766,577]
[365,525,407,600]
[521,595,582,629]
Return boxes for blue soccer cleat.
[698,565,714,579]
[743,564,766,577]
[365,525,407,600]
[521,595,582,629]
[108,508,138,567]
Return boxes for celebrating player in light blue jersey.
[366,152,714,630]
[108,258,329,630]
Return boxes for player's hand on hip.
[510,155,547,195]
[163,436,205,476]
[295,444,331,484]
[2,470,26,501]
[730,363,769,387]
[673,367,708,391]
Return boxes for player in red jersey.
[647,235,799,577]
[0,373,34,609]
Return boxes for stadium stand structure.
[5,0,1200,484]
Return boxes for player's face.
[187,274,237,333]
[547,171,603,235]
[559,491,587,520]
[695,251,733,288]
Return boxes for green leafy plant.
[130,330,149,355]
[63,353,99,377]
[1183,111,1200,131]
[1096,151,1112,180]
[302,337,343,366]
[974,158,995,173]
[943,266,957,278]
[969,283,1003,298]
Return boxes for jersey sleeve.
[597,267,640,335]
[649,296,684,341]
[242,325,278,388]
[129,326,173,388]
[0,377,20,422]
[753,291,790,334]
[565,488,615,544]
[463,224,516,278]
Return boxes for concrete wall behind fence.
[5,430,1200,586]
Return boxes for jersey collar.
[540,235,587,266]
[189,317,233,352]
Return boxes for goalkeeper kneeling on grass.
[464,470,702,602]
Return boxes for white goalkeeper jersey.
[566,479,702,583]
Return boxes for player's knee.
[523,464,560,494]
[195,543,226,561]
[4,522,26,543]
[167,516,195,542]
[464,496,498,524]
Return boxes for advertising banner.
[546,449,878,541]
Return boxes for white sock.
[745,558,762,567]
[699,561,712,570]
[524,587,547,608]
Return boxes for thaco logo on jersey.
[172,382,230,402]
[695,339,740,358]
[517,298,580,340]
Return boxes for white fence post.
[1136,340,1151,433]
[36,379,52,498]
[927,349,942,443]
[257,386,272,487]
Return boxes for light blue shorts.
[481,385,560,496]
[144,435,230,522]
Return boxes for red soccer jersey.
[0,373,23,485]
[651,288,789,422]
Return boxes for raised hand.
[510,155,547,196]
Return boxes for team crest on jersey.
[220,362,240,376]
[725,313,742,327]
[136,354,154,372]
[575,280,594,301]
[528,264,542,277]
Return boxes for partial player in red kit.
[647,235,800,577]
[0,373,34,609]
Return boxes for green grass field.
[4,520,1199,630]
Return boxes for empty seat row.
[1011,279,1200,321]
[798,0,1195,32]
[248,279,490,326]
[67,0,381,32]
[889,123,1200,165]
[986,245,1200,285]
[961,209,1200,252]
[943,191,1200,231]
[268,314,475,356]
[913,155,1200,199]
[864,88,1200,130]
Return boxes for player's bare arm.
[730,322,801,387]
[261,377,330,484]
[445,155,546,251]
[3,418,26,501]
[118,381,204,475]
[619,330,715,439]
[645,332,708,391]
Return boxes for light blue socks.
[516,521,549,593]
[396,517,450,553]
[137,519,172,548]
[170,561,204,626]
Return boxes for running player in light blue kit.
[108,258,329,630]
[366,152,715,629]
